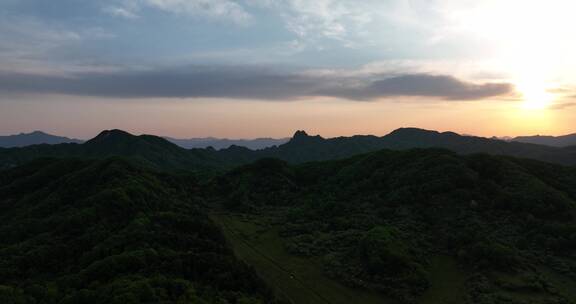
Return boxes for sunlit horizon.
[0,0,575,138]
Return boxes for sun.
[516,80,554,110]
[445,0,576,110]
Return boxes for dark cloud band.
[0,66,513,101]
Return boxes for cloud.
[321,74,513,100]
[104,0,435,48]
[148,0,251,23]
[107,0,252,24]
[0,15,117,77]
[0,65,513,101]
[103,6,140,19]
[248,0,377,47]
[0,17,82,58]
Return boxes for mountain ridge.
[0,129,222,171]
[1,127,576,171]
[512,133,576,147]
[0,130,83,148]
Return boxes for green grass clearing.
[211,212,393,304]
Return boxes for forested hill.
[0,157,276,304]
[3,149,576,303]
[214,148,576,303]
[251,128,576,164]
[2,128,576,171]
[0,130,224,171]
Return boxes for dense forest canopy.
[213,149,576,303]
[2,132,576,303]
[0,158,275,304]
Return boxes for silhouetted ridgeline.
[0,130,224,171]
[1,128,576,170]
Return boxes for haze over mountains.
[0,131,83,147]
[164,136,289,150]
[0,131,288,150]
[512,133,576,147]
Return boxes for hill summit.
[288,130,324,143]
[87,129,134,143]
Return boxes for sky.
[1,0,575,139]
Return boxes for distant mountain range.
[164,136,288,150]
[511,133,576,147]
[7,129,576,152]
[0,130,288,150]
[0,131,83,147]
[0,129,226,171]
[2,128,576,171]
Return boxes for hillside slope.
[214,149,576,304]
[0,158,276,304]
[0,130,223,171]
